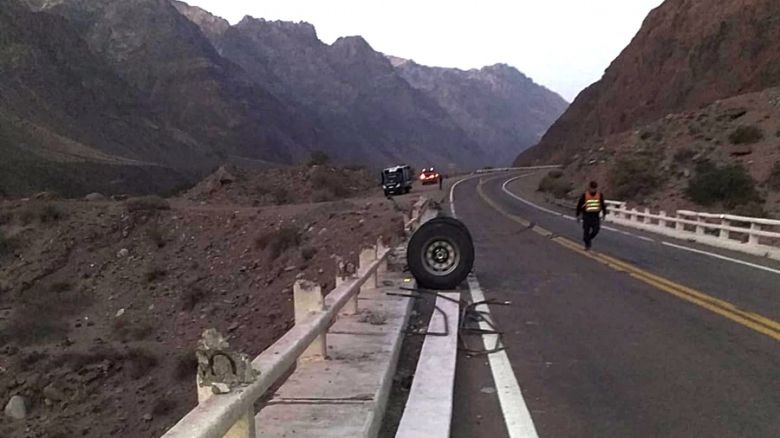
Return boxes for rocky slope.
[0,167,407,437]
[517,0,780,217]
[394,59,568,165]
[518,0,780,165]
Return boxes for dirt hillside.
[0,166,410,437]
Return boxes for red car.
[419,168,440,185]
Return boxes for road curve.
[450,173,780,438]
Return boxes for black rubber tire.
[404,186,411,194]
[407,217,474,290]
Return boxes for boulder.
[4,395,27,420]
[84,192,107,202]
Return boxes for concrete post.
[377,236,388,275]
[659,211,667,228]
[195,329,258,438]
[294,280,326,362]
[675,214,685,232]
[197,376,256,438]
[748,223,760,245]
[719,218,730,241]
[337,258,358,316]
[359,246,379,294]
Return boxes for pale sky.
[185,0,664,101]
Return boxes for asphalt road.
[450,173,780,438]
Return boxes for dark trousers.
[582,214,601,247]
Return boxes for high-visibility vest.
[584,191,602,213]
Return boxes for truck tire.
[407,217,474,290]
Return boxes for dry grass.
[256,226,302,259]
[728,125,764,145]
[112,319,155,342]
[126,196,170,212]
[7,282,91,345]
[145,267,167,283]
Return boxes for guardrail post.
[377,236,388,275]
[719,218,730,241]
[360,246,379,293]
[294,280,326,362]
[195,329,258,438]
[748,223,760,245]
[695,220,705,236]
[337,257,358,316]
[658,211,667,228]
[675,214,685,232]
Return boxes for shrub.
[312,190,336,203]
[256,226,302,259]
[538,175,572,198]
[312,169,349,199]
[728,125,764,145]
[112,319,155,342]
[307,151,330,167]
[673,148,696,163]
[180,285,207,311]
[146,224,167,248]
[768,161,780,191]
[145,267,167,283]
[686,161,761,208]
[546,169,564,179]
[20,203,65,225]
[0,230,14,255]
[125,196,170,212]
[609,155,661,200]
[301,246,317,261]
[731,201,767,218]
[7,284,91,344]
[126,348,159,379]
[271,187,291,205]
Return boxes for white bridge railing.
[605,200,780,261]
[162,197,430,438]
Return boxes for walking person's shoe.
[584,240,592,251]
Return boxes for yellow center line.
[475,177,780,342]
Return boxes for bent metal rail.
[605,201,780,260]
[162,197,429,438]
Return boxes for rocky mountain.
[197,13,484,168]
[0,0,211,196]
[4,0,569,196]
[516,0,780,217]
[517,0,780,166]
[33,0,318,165]
[394,59,568,165]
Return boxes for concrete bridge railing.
[162,197,430,438]
[605,200,780,261]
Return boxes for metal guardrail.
[162,198,431,438]
[605,201,780,260]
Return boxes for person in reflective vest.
[576,181,607,250]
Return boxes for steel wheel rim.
[423,238,460,276]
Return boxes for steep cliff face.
[39,0,318,164]
[396,60,568,165]
[518,0,780,165]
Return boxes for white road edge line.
[467,275,539,438]
[661,241,780,276]
[450,175,539,438]
[498,173,780,275]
